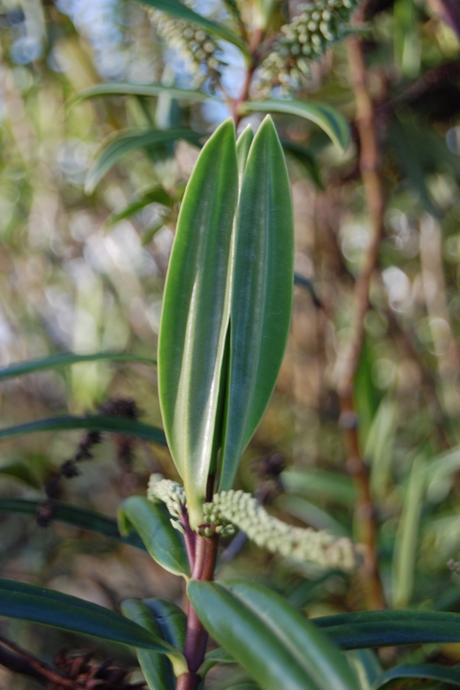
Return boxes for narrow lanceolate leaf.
[135,0,247,53]
[0,579,165,649]
[108,187,173,225]
[158,119,238,527]
[73,82,214,105]
[373,664,460,688]
[122,599,187,686]
[188,580,358,690]
[85,128,201,193]
[0,498,144,549]
[236,126,254,175]
[314,609,460,648]
[237,100,350,151]
[119,497,189,577]
[0,415,166,446]
[392,455,426,607]
[0,351,154,381]
[219,116,293,490]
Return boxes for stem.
[177,535,219,690]
[337,24,387,610]
[0,634,75,688]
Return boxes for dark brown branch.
[337,22,387,611]
[0,634,76,688]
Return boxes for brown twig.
[336,20,386,610]
[0,634,75,688]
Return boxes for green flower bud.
[257,0,358,91]
[149,3,222,83]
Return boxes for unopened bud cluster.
[258,0,358,89]
[207,490,356,571]
[150,8,222,82]
[148,474,185,525]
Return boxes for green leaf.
[122,599,187,685]
[0,462,41,488]
[158,119,238,526]
[0,579,166,649]
[282,468,356,507]
[141,599,187,650]
[219,116,294,490]
[0,415,166,446]
[374,663,460,688]
[74,82,214,105]
[236,125,254,174]
[392,455,426,607]
[188,580,358,690]
[135,0,247,53]
[0,351,154,381]
[119,497,189,577]
[314,610,460,648]
[200,647,235,676]
[282,140,323,189]
[348,650,382,690]
[275,494,349,536]
[108,187,174,225]
[237,100,350,151]
[85,128,201,193]
[0,498,144,549]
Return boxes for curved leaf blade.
[0,579,165,649]
[373,663,460,688]
[0,415,166,446]
[0,351,154,382]
[238,100,350,151]
[122,599,186,686]
[74,82,214,105]
[0,498,144,549]
[141,599,187,651]
[85,128,201,193]
[219,116,293,489]
[158,119,238,525]
[188,580,358,690]
[119,497,189,577]
[136,0,247,53]
[314,609,460,648]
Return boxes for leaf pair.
[157,117,293,526]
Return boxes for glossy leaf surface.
[119,497,189,577]
[0,498,144,548]
[188,580,358,690]
[315,609,460,648]
[122,599,186,686]
[85,128,201,192]
[219,116,293,489]
[0,415,166,446]
[238,100,350,151]
[158,119,238,524]
[0,579,164,649]
[0,351,154,381]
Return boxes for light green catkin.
[149,5,222,82]
[258,0,359,90]
[205,490,357,571]
[148,475,356,570]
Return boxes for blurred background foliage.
[0,0,460,687]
